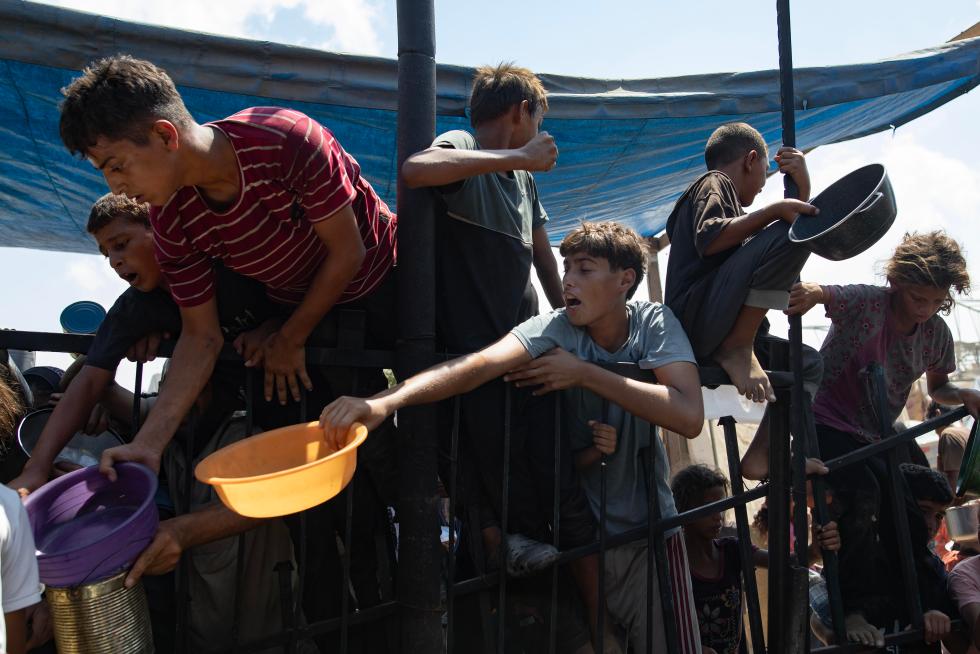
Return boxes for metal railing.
[4,320,971,654]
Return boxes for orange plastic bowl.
[194,421,368,518]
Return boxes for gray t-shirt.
[511,301,697,536]
[432,129,550,353]
[434,129,548,241]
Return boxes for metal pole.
[721,417,766,653]
[396,1,440,651]
[767,340,792,653]
[776,2,811,651]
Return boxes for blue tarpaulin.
[0,1,978,254]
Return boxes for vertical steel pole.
[721,417,766,653]
[776,3,812,651]
[767,342,792,652]
[396,1,440,651]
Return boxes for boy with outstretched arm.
[321,221,707,653]
[57,55,397,476]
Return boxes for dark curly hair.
[60,55,193,156]
[671,464,729,513]
[559,221,648,299]
[900,463,953,505]
[884,231,970,314]
[87,193,150,234]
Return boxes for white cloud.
[65,256,121,294]
[35,0,386,55]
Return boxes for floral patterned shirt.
[812,284,955,443]
[691,538,750,654]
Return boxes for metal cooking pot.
[946,502,980,550]
[789,163,897,261]
[17,408,124,469]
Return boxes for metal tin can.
[46,571,154,653]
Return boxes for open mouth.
[566,297,582,308]
[121,272,138,284]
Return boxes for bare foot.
[713,344,774,403]
[845,612,884,648]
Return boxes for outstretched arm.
[320,334,533,447]
[402,133,557,188]
[125,503,264,588]
[100,300,222,479]
[928,370,980,418]
[9,365,114,494]
[703,199,818,256]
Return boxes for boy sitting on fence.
[787,231,980,647]
[664,123,825,484]
[320,221,707,653]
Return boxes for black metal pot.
[788,163,897,261]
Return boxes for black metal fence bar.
[548,395,561,654]
[721,416,766,654]
[800,399,847,644]
[647,424,679,653]
[497,385,512,654]
[446,395,461,654]
[871,364,923,630]
[597,399,609,654]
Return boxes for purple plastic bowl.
[24,463,159,587]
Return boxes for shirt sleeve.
[0,493,42,613]
[928,321,957,375]
[949,560,980,613]
[638,305,697,370]
[528,175,549,230]
[692,175,742,257]
[282,115,358,224]
[86,290,182,371]
[510,310,577,359]
[151,207,217,308]
[822,284,879,324]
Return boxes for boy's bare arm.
[261,208,366,404]
[702,198,818,256]
[319,334,532,448]
[531,226,565,309]
[9,365,114,494]
[927,371,980,418]
[505,352,704,437]
[125,502,264,588]
[99,300,222,479]
[402,132,557,188]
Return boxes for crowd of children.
[0,52,978,654]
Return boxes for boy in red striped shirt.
[58,55,397,474]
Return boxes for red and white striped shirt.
[151,107,396,307]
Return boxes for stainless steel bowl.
[946,502,980,550]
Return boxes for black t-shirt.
[86,265,277,371]
[664,171,744,330]
[691,537,749,654]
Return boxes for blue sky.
[4,0,980,387]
